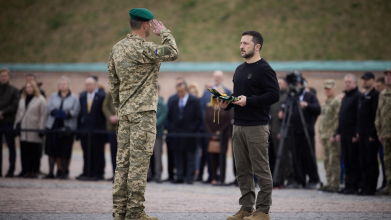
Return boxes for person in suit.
[76,76,106,181]
[282,79,321,189]
[167,82,202,184]
[164,77,186,182]
[14,81,47,178]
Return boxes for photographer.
[281,71,321,189]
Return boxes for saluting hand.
[233,96,247,107]
[151,20,166,36]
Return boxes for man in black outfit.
[356,72,380,195]
[219,31,279,220]
[336,74,362,194]
[0,68,19,178]
[283,76,321,190]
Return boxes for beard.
[241,46,255,58]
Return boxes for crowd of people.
[270,70,391,196]
[0,67,390,195]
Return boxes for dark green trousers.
[233,125,272,214]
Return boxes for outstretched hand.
[233,96,246,107]
[151,20,166,36]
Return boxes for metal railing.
[1,128,226,182]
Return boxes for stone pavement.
[0,178,391,219]
[1,146,391,219]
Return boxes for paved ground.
[1,146,391,219]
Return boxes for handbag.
[208,140,221,153]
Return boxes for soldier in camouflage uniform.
[107,8,179,220]
[375,68,391,195]
[318,80,341,192]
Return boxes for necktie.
[179,99,184,111]
[87,94,92,113]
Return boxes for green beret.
[129,8,154,21]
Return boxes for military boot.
[227,209,253,220]
[125,214,158,220]
[244,211,270,220]
[318,185,329,192]
[113,216,125,220]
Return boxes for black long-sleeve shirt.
[338,87,361,135]
[357,87,379,137]
[225,58,280,126]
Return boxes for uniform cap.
[324,79,335,89]
[384,68,391,74]
[129,8,154,21]
[361,72,375,79]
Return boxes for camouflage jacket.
[375,89,391,138]
[107,29,179,117]
[319,95,341,139]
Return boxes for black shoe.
[42,173,55,179]
[154,178,162,184]
[17,172,26,178]
[171,179,184,184]
[337,188,346,194]
[60,174,69,180]
[56,170,63,179]
[286,182,303,189]
[5,172,14,178]
[107,177,114,181]
[195,176,203,182]
[163,178,174,182]
[305,182,319,190]
[344,189,357,195]
[76,174,88,180]
[202,179,212,184]
[92,175,104,181]
[186,180,194,185]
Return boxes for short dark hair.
[88,75,99,82]
[26,73,36,78]
[129,18,144,30]
[242,30,264,51]
[176,81,188,89]
[309,87,317,96]
[376,77,385,84]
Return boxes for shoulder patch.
[155,47,171,56]
[155,47,165,56]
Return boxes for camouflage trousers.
[321,138,341,189]
[113,111,156,219]
[385,138,391,194]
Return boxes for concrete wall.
[8,70,385,159]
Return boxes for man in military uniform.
[107,8,179,220]
[318,80,341,192]
[270,76,292,188]
[376,68,391,195]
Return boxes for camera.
[286,70,305,97]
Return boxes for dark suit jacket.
[285,91,321,136]
[78,90,107,135]
[167,94,202,151]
